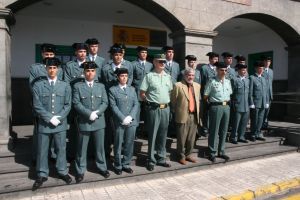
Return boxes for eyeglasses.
[158,60,166,64]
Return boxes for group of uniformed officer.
[29,40,273,189]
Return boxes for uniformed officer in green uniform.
[222,52,236,80]
[235,55,246,65]
[204,62,232,162]
[85,38,106,81]
[222,52,236,137]
[162,46,181,84]
[63,43,89,161]
[102,46,133,159]
[132,46,153,137]
[180,55,201,84]
[73,61,109,183]
[109,68,139,175]
[249,61,268,141]
[29,43,63,165]
[32,57,72,190]
[64,43,88,83]
[140,54,173,171]
[102,46,133,89]
[200,52,218,136]
[261,56,273,129]
[107,43,134,82]
[230,64,250,144]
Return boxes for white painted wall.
[214,29,288,80]
[10,15,172,78]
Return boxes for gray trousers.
[208,105,230,157]
[146,106,170,165]
[75,129,107,175]
[176,113,197,160]
[230,111,249,141]
[250,108,265,138]
[36,131,68,178]
[114,125,136,169]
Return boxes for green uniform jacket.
[226,67,236,81]
[32,78,71,134]
[72,81,108,131]
[164,61,181,84]
[249,74,268,109]
[132,60,153,94]
[262,68,273,101]
[101,62,133,90]
[231,76,250,112]
[29,63,63,90]
[109,85,139,127]
[200,64,216,94]
[64,60,84,83]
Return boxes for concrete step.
[0,142,297,195]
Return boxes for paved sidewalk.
[12,152,300,200]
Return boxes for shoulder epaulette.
[31,76,47,87]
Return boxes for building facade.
[0,0,300,152]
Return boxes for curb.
[215,177,300,200]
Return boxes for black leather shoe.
[208,155,216,163]
[156,162,171,168]
[99,170,110,178]
[59,174,72,184]
[114,168,122,175]
[146,163,154,171]
[230,140,238,144]
[218,154,230,162]
[122,167,133,174]
[75,174,84,183]
[238,139,248,143]
[249,137,256,142]
[32,176,48,191]
[256,137,266,141]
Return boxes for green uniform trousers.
[208,105,230,157]
[176,113,197,160]
[75,129,107,174]
[36,131,68,178]
[114,125,136,170]
[230,111,249,141]
[146,105,170,165]
[250,108,265,138]
[200,99,209,131]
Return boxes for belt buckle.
[222,102,226,106]
[159,104,164,109]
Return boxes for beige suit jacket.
[171,80,201,124]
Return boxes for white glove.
[250,105,255,109]
[266,104,269,108]
[122,116,133,125]
[50,116,61,126]
[89,110,99,121]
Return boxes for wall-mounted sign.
[113,25,167,47]
[223,0,251,5]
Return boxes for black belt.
[146,101,168,109]
[210,101,230,106]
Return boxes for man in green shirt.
[140,54,173,171]
[204,62,232,163]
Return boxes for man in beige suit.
[171,68,201,165]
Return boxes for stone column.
[286,44,300,122]
[0,8,14,152]
[169,28,218,68]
